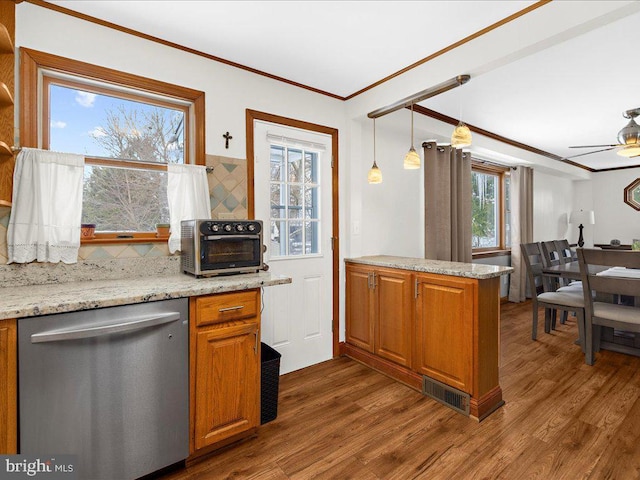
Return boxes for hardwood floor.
[160,301,640,479]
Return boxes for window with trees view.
[47,80,188,232]
[21,48,205,242]
[472,164,510,252]
[269,144,320,257]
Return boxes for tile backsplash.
[0,154,248,283]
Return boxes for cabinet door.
[345,264,374,352]
[0,319,16,453]
[414,274,474,393]
[375,268,413,367]
[194,321,259,451]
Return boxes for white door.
[254,120,333,374]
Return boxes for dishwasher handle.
[31,311,182,343]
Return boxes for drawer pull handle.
[218,305,245,313]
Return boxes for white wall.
[533,169,575,243]
[356,111,423,259]
[575,167,640,246]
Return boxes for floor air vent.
[422,376,470,416]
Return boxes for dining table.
[542,261,607,281]
[543,260,640,357]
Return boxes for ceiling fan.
[567,107,640,159]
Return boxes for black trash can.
[260,342,281,425]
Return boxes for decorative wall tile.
[206,154,248,220]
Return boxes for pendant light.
[451,80,472,149]
[451,121,472,148]
[403,103,420,169]
[368,118,382,184]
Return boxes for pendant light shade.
[404,103,420,169]
[368,118,382,184]
[451,122,472,149]
[368,160,382,184]
[403,147,420,169]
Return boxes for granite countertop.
[345,255,513,279]
[0,272,291,320]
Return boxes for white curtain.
[508,166,534,302]
[7,148,84,264]
[167,163,211,254]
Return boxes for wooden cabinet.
[345,264,412,367]
[0,318,16,454]
[190,290,260,455]
[345,264,374,352]
[0,1,15,207]
[344,261,503,421]
[414,273,474,393]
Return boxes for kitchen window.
[472,163,510,253]
[20,48,205,243]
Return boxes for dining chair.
[520,242,585,343]
[556,239,577,263]
[541,241,580,324]
[577,248,640,365]
[548,239,583,290]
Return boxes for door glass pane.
[270,183,285,219]
[305,187,319,219]
[305,221,319,254]
[305,151,318,183]
[287,148,303,183]
[270,220,286,256]
[270,145,285,182]
[288,221,303,256]
[288,185,303,219]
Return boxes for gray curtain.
[508,166,534,302]
[423,141,472,263]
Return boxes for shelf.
[0,141,12,159]
[0,24,13,55]
[0,82,13,107]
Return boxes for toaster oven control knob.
[236,224,245,232]
[224,224,232,232]
[210,224,220,233]
[247,224,256,232]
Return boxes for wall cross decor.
[223,131,233,149]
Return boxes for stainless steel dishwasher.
[18,298,189,480]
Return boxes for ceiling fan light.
[617,118,640,146]
[617,145,640,158]
[451,122,472,148]
[403,146,420,169]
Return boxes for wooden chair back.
[555,239,574,263]
[520,242,554,296]
[577,249,640,300]
[542,241,564,267]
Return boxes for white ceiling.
[48,0,640,172]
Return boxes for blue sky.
[48,84,184,159]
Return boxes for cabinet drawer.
[195,290,259,327]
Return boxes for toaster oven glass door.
[200,235,261,270]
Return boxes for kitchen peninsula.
[344,255,513,421]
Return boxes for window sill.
[81,235,169,245]
[472,249,511,259]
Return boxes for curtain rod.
[367,75,470,119]
[12,146,214,173]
